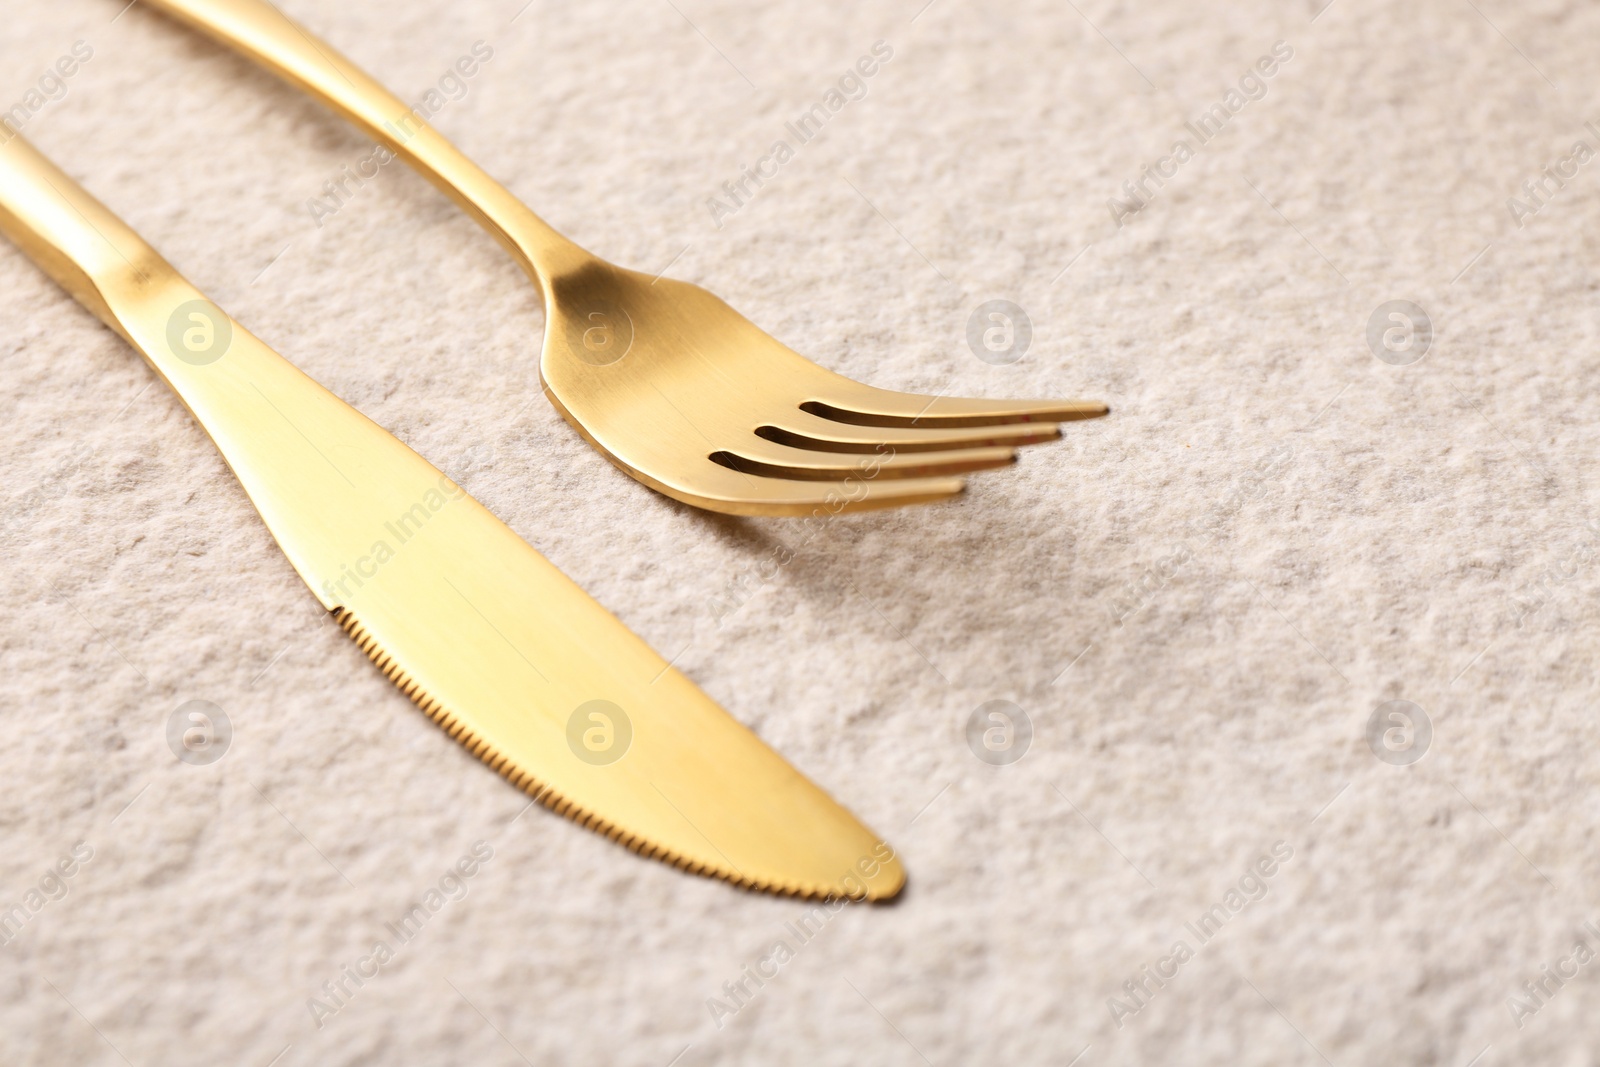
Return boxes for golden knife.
[0,131,903,900]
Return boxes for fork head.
[537,255,1108,517]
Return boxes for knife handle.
[0,129,454,615]
[0,129,314,446]
[0,131,181,351]
[141,0,575,271]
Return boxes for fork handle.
[143,0,577,271]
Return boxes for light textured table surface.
[3,0,1599,1064]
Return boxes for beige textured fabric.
[3,0,1598,1063]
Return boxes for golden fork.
[144,0,1108,516]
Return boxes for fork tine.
[711,439,1015,481]
[655,463,967,517]
[802,385,1108,429]
[757,414,1061,454]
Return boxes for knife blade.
[0,131,904,901]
